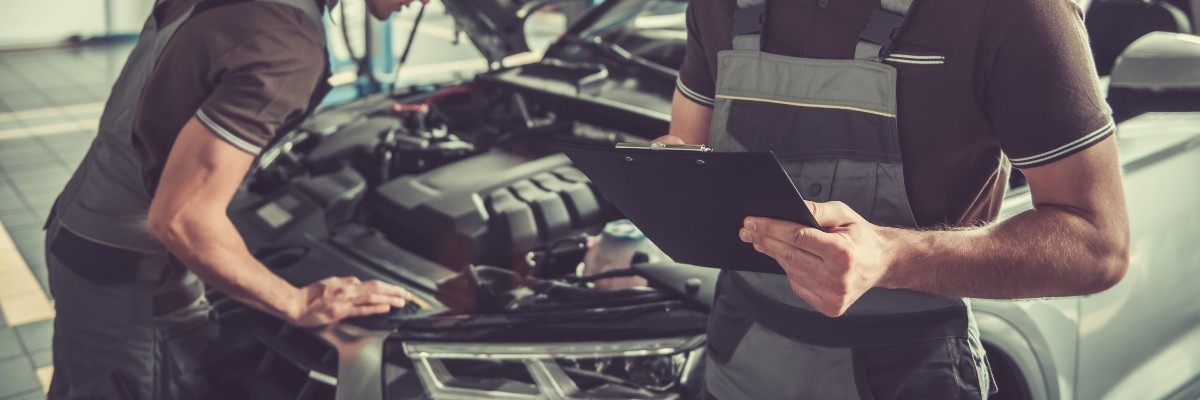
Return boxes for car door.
[1074,115,1200,400]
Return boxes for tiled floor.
[0,40,123,399]
[0,5,565,397]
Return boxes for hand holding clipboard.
[560,142,819,274]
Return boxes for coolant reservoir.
[582,220,669,291]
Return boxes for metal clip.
[616,142,713,152]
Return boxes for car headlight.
[390,335,706,399]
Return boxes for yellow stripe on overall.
[715,94,898,118]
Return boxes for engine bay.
[226,66,689,317]
[210,4,714,397]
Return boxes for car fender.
[974,299,1079,400]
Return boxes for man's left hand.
[739,201,900,317]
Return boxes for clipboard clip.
[616,142,713,152]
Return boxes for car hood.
[440,0,650,65]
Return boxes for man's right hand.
[288,276,415,327]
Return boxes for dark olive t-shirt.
[133,0,327,192]
[676,0,1114,226]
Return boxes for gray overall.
[44,0,326,398]
[703,0,993,398]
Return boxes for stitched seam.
[947,339,965,389]
[717,95,896,118]
[718,89,896,114]
[884,58,945,65]
[676,77,716,105]
[888,53,946,60]
[730,50,897,74]
[967,344,986,398]
[1009,120,1115,166]
[195,109,263,154]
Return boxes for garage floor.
[0,5,564,396]
[0,41,124,398]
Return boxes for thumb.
[653,135,686,145]
[810,201,861,228]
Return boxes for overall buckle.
[860,7,905,47]
[733,3,767,36]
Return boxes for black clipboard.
[560,142,819,274]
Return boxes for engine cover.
[371,151,606,271]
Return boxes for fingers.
[809,201,861,228]
[742,228,823,267]
[804,200,817,215]
[353,292,406,308]
[346,304,391,317]
[315,277,412,307]
[361,280,414,299]
[293,276,425,327]
[743,217,840,257]
[319,276,361,289]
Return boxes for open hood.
[439,0,686,66]
[439,0,533,65]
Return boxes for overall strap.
[854,0,914,61]
[731,0,915,61]
[731,0,767,52]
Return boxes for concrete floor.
[0,4,564,396]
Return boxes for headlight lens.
[397,336,705,399]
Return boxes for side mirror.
[1108,32,1200,122]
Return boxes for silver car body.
[979,112,1200,400]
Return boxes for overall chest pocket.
[722,98,914,226]
[726,99,901,160]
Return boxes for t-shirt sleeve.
[196,28,326,154]
[676,2,716,107]
[983,0,1114,169]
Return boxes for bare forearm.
[882,205,1129,299]
[667,89,712,145]
[152,213,300,320]
[147,117,414,327]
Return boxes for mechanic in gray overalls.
[659,0,1131,398]
[44,0,422,398]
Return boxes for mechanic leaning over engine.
[42,0,427,398]
[657,0,1130,398]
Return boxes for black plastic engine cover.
[305,116,400,175]
[230,167,367,252]
[371,151,606,271]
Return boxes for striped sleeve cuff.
[677,77,715,107]
[1009,120,1115,168]
[196,109,263,155]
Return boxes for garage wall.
[0,0,154,49]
